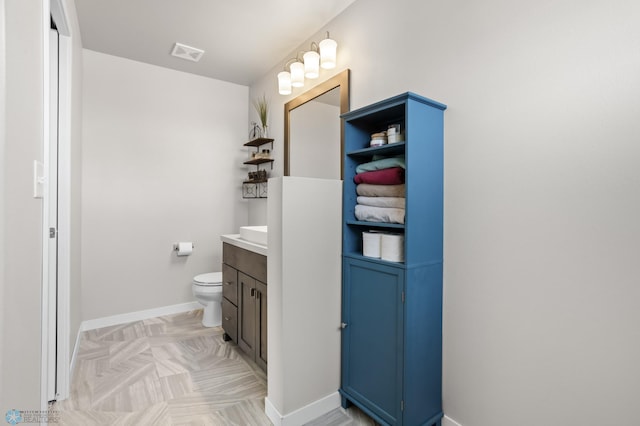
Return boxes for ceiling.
[74,0,357,86]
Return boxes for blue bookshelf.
[340,93,446,426]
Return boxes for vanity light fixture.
[290,59,305,87]
[303,43,320,79]
[277,31,338,95]
[278,58,301,95]
[278,70,292,95]
[319,32,337,69]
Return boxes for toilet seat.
[193,272,222,286]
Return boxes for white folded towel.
[356,196,405,209]
[354,204,405,224]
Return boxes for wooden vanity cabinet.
[221,242,267,371]
[221,263,238,343]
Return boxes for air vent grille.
[171,42,204,62]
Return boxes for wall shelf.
[244,137,274,148]
[242,181,268,199]
[242,138,274,197]
[243,158,274,167]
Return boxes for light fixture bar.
[276,31,338,95]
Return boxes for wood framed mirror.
[284,69,350,179]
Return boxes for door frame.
[40,0,72,408]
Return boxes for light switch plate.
[33,160,44,198]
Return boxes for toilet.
[192,272,223,327]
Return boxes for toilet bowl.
[192,272,223,327]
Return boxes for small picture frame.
[249,122,261,140]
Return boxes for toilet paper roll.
[380,234,404,262]
[362,232,381,258]
[176,242,193,256]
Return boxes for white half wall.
[81,50,249,320]
[1,0,45,410]
[251,1,640,425]
[267,177,342,422]
[63,0,84,368]
[0,0,6,407]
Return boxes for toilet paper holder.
[173,243,196,255]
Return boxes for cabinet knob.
[341,322,348,329]
[224,281,232,286]
[224,316,231,321]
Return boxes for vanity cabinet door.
[341,257,404,425]
[238,272,257,359]
[255,280,268,371]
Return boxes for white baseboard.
[81,301,202,331]
[265,392,341,426]
[443,414,463,426]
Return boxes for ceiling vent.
[171,42,204,62]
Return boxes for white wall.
[251,0,640,425]
[81,50,249,320]
[1,0,45,410]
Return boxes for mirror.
[284,69,350,179]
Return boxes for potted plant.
[253,94,269,138]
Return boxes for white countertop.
[220,234,268,256]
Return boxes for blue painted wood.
[347,141,406,158]
[341,257,404,425]
[404,263,443,425]
[341,92,446,426]
[404,100,444,266]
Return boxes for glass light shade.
[303,50,320,79]
[290,61,305,87]
[278,71,292,95]
[319,37,337,69]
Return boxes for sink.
[239,225,268,246]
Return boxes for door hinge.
[49,227,57,238]
[402,291,405,303]
[401,400,404,411]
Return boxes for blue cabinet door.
[341,256,404,425]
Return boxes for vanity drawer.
[223,243,267,283]
[222,298,238,343]
[222,263,238,306]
